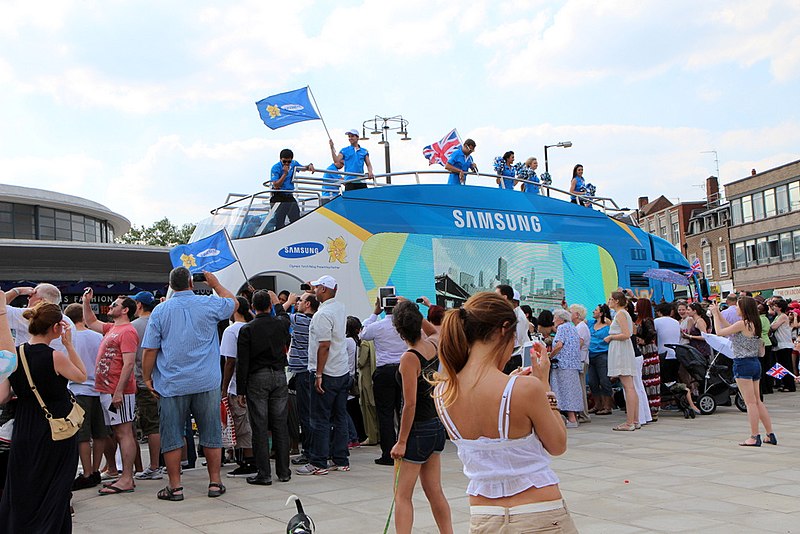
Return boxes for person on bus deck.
[329,130,374,191]
[267,148,315,232]
[320,161,344,205]
[569,164,590,207]
[519,157,541,194]
[444,139,477,185]
[495,151,517,190]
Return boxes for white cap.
[512,289,521,301]
[345,129,359,137]
[310,275,337,289]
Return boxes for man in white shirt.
[361,297,407,466]
[5,284,75,350]
[721,294,741,326]
[655,302,700,413]
[495,285,530,373]
[296,275,350,476]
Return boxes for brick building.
[685,177,733,296]
[726,159,800,293]
[635,195,706,253]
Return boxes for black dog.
[286,494,314,534]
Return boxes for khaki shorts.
[469,501,578,533]
[228,395,252,449]
[136,387,160,436]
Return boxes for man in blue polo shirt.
[445,138,477,185]
[329,129,374,191]
[267,148,315,231]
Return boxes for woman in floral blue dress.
[550,309,584,428]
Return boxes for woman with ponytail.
[0,301,87,532]
[433,293,577,533]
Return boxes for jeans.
[159,389,221,453]
[309,373,350,469]
[293,370,312,454]
[587,352,612,397]
[403,418,446,464]
[373,364,402,460]
[246,369,290,480]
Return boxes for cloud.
[0,153,105,195]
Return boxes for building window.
[752,191,765,221]
[702,248,713,276]
[793,230,800,258]
[742,195,753,223]
[764,189,776,218]
[745,239,757,266]
[776,185,789,214]
[767,234,780,262]
[734,242,746,269]
[790,181,800,211]
[671,222,680,244]
[730,198,743,225]
[781,232,793,260]
[718,246,728,275]
[756,237,768,265]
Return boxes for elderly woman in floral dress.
[550,309,585,428]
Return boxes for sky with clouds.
[1,0,799,228]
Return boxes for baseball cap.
[129,291,155,306]
[512,289,521,301]
[310,275,337,290]
[345,129,359,137]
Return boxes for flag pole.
[223,229,253,292]
[306,85,332,141]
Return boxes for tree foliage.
[116,217,196,247]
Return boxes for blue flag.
[256,87,321,130]
[169,230,237,274]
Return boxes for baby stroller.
[666,344,747,415]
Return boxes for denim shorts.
[404,418,446,464]
[733,357,762,380]
[159,388,222,453]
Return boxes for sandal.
[595,409,612,416]
[739,435,761,447]
[208,482,226,498]
[98,483,134,495]
[763,433,778,445]
[157,486,184,501]
[612,423,636,431]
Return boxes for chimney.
[706,176,719,207]
[638,196,649,210]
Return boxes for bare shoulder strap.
[18,345,54,419]
[433,383,463,440]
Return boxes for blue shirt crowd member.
[321,163,341,205]
[267,148,315,231]
[519,157,540,194]
[569,164,587,204]
[445,139,477,185]
[495,151,517,189]
[329,129,374,190]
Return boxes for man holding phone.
[81,289,140,495]
[266,148,315,231]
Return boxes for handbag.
[19,345,85,441]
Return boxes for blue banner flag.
[256,87,321,130]
[169,230,237,274]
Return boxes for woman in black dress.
[0,301,87,533]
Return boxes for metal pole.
[544,145,550,197]
[384,139,391,183]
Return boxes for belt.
[470,499,564,516]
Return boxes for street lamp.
[361,115,411,184]
[543,141,573,197]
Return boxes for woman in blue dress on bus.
[519,157,541,195]
[495,151,517,190]
[569,164,589,206]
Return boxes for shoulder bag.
[19,345,85,441]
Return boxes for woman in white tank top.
[433,293,578,533]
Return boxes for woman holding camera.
[0,300,87,532]
[434,292,576,533]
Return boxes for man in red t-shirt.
[82,289,139,495]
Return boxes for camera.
[416,298,425,303]
[382,296,399,308]
[192,272,206,282]
[300,283,311,291]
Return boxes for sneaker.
[374,457,394,466]
[295,464,328,476]
[134,466,164,480]
[72,474,98,491]
[100,471,120,482]
[565,421,579,429]
[291,455,310,466]
[327,463,350,472]
[348,441,361,449]
[227,464,258,478]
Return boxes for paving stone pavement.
[72,392,800,533]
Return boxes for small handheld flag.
[169,230,237,274]
[256,87,321,130]
[766,363,796,379]
[423,129,461,167]
[685,258,702,277]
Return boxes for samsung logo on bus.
[279,242,324,259]
[452,210,541,233]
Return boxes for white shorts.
[99,393,136,426]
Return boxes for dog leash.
[383,459,401,534]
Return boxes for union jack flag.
[422,128,461,167]
[767,363,795,379]
[685,258,702,276]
